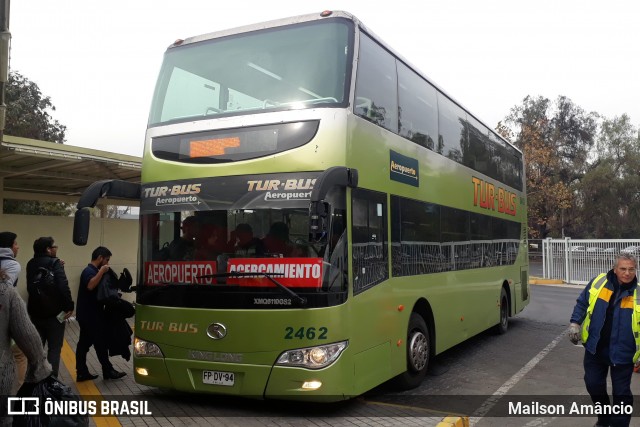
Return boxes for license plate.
[202,370,235,386]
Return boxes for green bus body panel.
[134,304,348,356]
[134,293,409,399]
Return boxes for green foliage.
[3,200,73,216]
[577,115,640,238]
[504,96,640,239]
[5,71,66,143]
[3,71,69,216]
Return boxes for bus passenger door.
[350,188,394,393]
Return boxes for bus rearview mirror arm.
[309,167,358,241]
[73,179,141,246]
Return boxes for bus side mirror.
[309,201,329,242]
[73,208,91,246]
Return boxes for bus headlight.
[134,337,164,358]
[276,341,348,369]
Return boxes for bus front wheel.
[393,312,430,390]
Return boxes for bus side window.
[351,189,388,294]
[355,96,373,118]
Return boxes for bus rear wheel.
[493,287,509,335]
[393,312,430,390]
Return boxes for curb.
[529,278,564,285]
[529,277,585,288]
[436,416,469,427]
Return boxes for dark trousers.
[76,318,113,375]
[32,316,66,377]
[583,350,634,427]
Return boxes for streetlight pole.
[0,0,10,142]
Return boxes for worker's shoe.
[103,369,127,380]
[76,372,98,382]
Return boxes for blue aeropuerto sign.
[390,150,419,187]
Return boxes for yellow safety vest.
[581,273,640,363]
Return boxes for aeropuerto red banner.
[145,261,218,285]
[227,258,323,287]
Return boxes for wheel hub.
[408,331,428,371]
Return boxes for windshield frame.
[148,18,354,127]
[137,180,347,309]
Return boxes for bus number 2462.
[284,326,328,340]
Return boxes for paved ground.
[42,266,576,427]
[57,320,456,427]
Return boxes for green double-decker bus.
[73,10,529,401]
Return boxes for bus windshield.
[148,19,353,126]
[138,206,347,310]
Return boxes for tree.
[504,96,598,238]
[576,115,640,238]
[3,71,69,215]
[5,71,66,143]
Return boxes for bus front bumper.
[133,357,351,401]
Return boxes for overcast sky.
[9,0,639,157]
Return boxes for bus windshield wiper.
[197,272,307,306]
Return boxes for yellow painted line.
[436,416,469,427]
[61,338,122,427]
[361,397,468,418]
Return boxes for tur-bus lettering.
[139,320,198,333]
[143,184,201,198]
[247,179,315,191]
[472,177,516,216]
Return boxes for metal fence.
[541,238,640,284]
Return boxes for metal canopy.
[0,135,141,200]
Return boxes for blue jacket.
[570,270,638,365]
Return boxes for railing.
[541,238,640,284]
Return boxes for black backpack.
[27,260,60,317]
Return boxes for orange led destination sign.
[472,177,517,216]
[189,137,241,157]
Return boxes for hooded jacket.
[0,247,20,287]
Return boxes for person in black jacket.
[25,237,74,378]
[75,246,126,381]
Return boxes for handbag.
[13,376,89,427]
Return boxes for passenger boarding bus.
[73,10,529,401]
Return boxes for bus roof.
[167,10,520,155]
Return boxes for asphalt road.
[106,282,640,427]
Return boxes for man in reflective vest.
[569,252,640,427]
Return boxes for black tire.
[493,287,509,335]
[392,313,430,390]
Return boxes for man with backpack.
[26,236,74,378]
